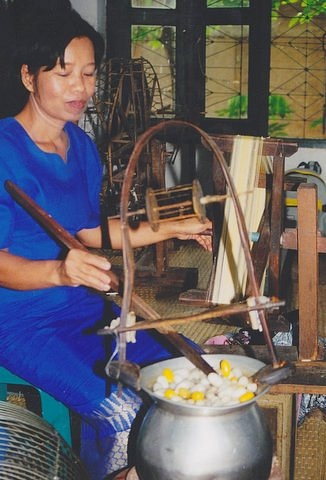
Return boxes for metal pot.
[136,354,273,480]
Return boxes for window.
[131,24,176,115]
[107,1,325,139]
[270,3,326,138]
[205,24,249,119]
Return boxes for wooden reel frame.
[119,119,282,369]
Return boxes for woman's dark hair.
[0,0,105,117]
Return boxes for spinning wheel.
[83,57,166,216]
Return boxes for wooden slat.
[270,361,326,394]
[201,344,298,363]
[282,229,326,253]
[207,135,298,158]
[297,184,319,361]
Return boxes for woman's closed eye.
[83,71,96,77]
[56,69,96,78]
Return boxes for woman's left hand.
[171,217,213,251]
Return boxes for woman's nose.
[71,74,86,92]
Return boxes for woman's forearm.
[107,217,212,250]
[0,249,112,292]
[0,250,63,290]
[77,217,212,251]
[107,218,172,249]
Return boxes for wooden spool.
[145,179,207,231]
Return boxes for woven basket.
[294,409,326,480]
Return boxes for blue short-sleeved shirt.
[0,117,103,319]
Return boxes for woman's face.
[26,36,97,124]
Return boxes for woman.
[0,1,211,478]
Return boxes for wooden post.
[269,155,285,298]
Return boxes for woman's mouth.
[67,100,86,112]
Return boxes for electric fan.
[0,400,89,479]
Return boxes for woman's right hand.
[56,249,112,292]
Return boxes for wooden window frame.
[106,0,272,136]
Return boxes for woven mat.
[294,409,326,480]
[105,242,326,342]
[108,242,238,344]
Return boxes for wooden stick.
[101,299,285,334]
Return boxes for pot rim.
[140,354,270,413]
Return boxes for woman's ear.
[20,65,35,93]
